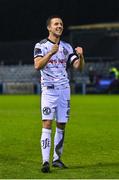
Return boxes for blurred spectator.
[108,67,119,93]
[109,67,119,80]
[88,66,96,84]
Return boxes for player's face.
[48,18,63,37]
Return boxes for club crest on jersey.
[43,107,51,115]
[63,47,68,55]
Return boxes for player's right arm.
[34,44,59,70]
[34,52,52,70]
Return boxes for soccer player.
[34,15,85,173]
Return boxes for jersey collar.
[47,38,60,45]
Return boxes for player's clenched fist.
[75,47,83,56]
[50,44,59,55]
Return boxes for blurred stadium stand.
[0,65,39,82]
[68,23,119,58]
[1,57,118,94]
[69,57,119,94]
[68,23,119,94]
[0,65,40,94]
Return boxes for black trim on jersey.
[47,38,60,45]
[34,55,43,59]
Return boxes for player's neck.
[48,34,60,44]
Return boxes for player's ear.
[47,25,51,32]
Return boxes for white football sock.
[53,127,65,161]
[41,128,51,164]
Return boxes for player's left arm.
[73,47,85,71]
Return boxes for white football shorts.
[41,86,70,123]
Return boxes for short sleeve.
[34,43,45,58]
[67,44,79,65]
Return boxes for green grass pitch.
[0,94,119,179]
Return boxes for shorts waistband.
[42,84,69,90]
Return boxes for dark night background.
[0,0,119,64]
[0,0,119,41]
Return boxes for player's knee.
[42,120,52,129]
[56,122,66,130]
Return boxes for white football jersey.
[34,38,79,87]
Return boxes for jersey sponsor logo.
[48,59,66,65]
[43,107,51,115]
